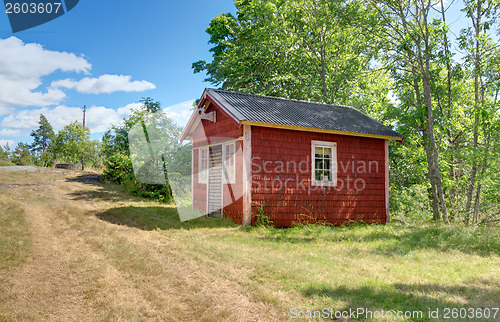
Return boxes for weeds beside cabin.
[180,89,403,227]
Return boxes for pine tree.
[30,114,55,167]
[30,114,54,154]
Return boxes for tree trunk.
[440,0,456,216]
[423,130,441,220]
[410,54,440,221]
[420,4,449,223]
[465,0,482,225]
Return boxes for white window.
[198,147,208,184]
[223,142,235,184]
[311,140,337,186]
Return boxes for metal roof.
[205,88,403,141]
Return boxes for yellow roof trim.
[240,120,404,142]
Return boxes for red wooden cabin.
[180,89,403,227]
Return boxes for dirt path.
[0,171,286,321]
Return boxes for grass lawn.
[0,170,498,320]
[105,206,500,319]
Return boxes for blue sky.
[0,0,237,148]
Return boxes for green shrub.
[0,160,15,166]
[103,153,173,203]
[253,202,274,227]
[121,174,173,203]
[389,183,432,223]
[103,152,134,184]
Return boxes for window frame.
[311,140,337,187]
[223,141,236,184]
[198,146,208,184]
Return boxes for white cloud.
[0,103,140,134]
[51,74,156,94]
[0,37,90,109]
[0,106,12,116]
[0,139,15,148]
[0,37,155,110]
[0,99,193,143]
[0,128,20,136]
[164,99,195,127]
[85,103,141,132]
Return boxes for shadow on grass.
[64,174,236,230]
[66,174,138,202]
[67,185,132,202]
[254,224,499,257]
[302,281,498,320]
[66,173,102,184]
[95,206,237,230]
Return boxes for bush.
[253,202,274,227]
[122,174,173,203]
[103,152,173,203]
[0,160,15,166]
[389,183,432,223]
[102,152,134,184]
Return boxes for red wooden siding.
[250,126,387,227]
[192,103,243,148]
[222,140,244,224]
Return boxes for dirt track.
[0,170,285,321]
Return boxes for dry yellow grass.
[0,169,498,321]
[0,170,285,321]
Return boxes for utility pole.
[81,105,86,171]
[82,104,86,128]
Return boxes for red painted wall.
[192,103,243,148]
[222,140,244,224]
[250,126,387,227]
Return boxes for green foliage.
[0,161,15,166]
[253,202,273,227]
[389,184,432,224]
[194,0,387,108]
[102,97,190,204]
[30,114,55,167]
[53,121,101,168]
[140,97,161,113]
[11,142,34,165]
[102,151,174,203]
[165,143,192,177]
[0,144,10,162]
[121,175,172,203]
[102,152,133,184]
[53,121,89,163]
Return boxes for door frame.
[194,138,239,216]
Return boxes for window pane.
[324,159,330,171]
[324,170,331,181]
[315,170,323,181]
[315,147,323,158]
[323,147,331,159]
[315,159,323,170]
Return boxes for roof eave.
[180,88,244,143]
[239,120,404,142]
